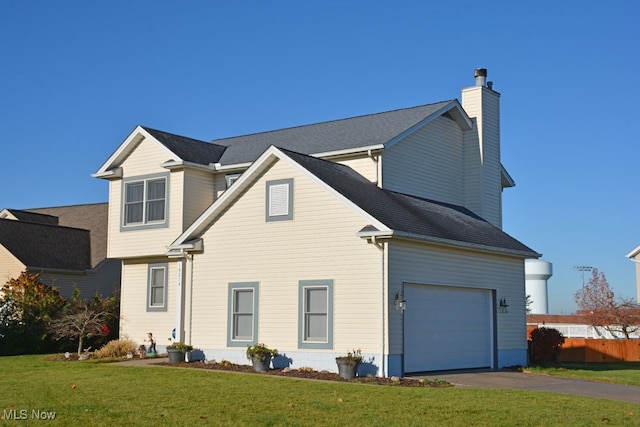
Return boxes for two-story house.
[94,69,539,376]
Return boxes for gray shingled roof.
[0,219,91,272]
[25,203,109,268]
[5,209,58,226]
[279,148,537,256]
[212,101,455,165]
[143,126,227,165]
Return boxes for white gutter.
[210,162,252,172]
[311,144,385,159]
[162,160,217,172]
[91,168,123,179]
[357,230,540,259]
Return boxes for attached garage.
[403,284,495,373]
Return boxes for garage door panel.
[404,284,493,373]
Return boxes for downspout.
[371,235,386,377]
[184,252,194,345]
[175,253,185,343]
[367,149,380,187]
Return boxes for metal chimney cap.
[474,68,488,78]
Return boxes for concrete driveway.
[417,370,640,404]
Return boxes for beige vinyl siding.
[0,245,25,283]
[462,86,502,228]
[119,259,176,345]
[334,155,378,183]
[182,169,215,227]
[107,137,186,258]
[387,241,526,354]
[189,159,382,356]
[382,117,464,204]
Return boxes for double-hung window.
[298,280,333,349]
[122,174,168,228]
[227,282,258,346]
[147,263,168,312]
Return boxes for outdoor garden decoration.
[246,343,278,373]
[335,349,363,380]
[166,342,194,364]
[145,332,157,357]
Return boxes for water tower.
[525,259,553,314]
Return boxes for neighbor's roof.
[23,203,109,268]
[0,219,91,272]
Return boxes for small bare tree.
[574,269,640,339]
[47,289,118,355]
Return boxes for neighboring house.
[527,314,640,339]
[0,203,121,299]
[626,245,640,302]
[94,69,539,376]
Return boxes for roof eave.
[626,245,640,259]
[162,160,216,172]
[357,229,540,259]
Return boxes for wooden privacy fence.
[559,338,640,363]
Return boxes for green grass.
[0,356,638,426]
[524,362,640,386]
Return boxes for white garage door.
[404,284,493,373]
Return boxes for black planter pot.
[251,355,272,373]
[167,348,186,364]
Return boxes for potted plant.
[166,342,193,364]
[335,349,362,380]
[246,343,278,373]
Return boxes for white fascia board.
[171,145,391,248]
[384,100,472,150]
[0,209,17,220]
[501,164,516,188]
[310,144,385,159]
[210,162,252,172]
[626,245,640,258]
[94,126,181,176]
[162,160,216,173]
[91,167,123,179]
[391,230,541,259]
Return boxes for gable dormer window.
[122,173,169,229]
[266,179,293,222]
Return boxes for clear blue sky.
[1,1,638,314]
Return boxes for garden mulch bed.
[157,360,451,387]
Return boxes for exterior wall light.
[394,291,406,312]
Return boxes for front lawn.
[1,355,638,426]
[524,362,640,386]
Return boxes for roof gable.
[94,125,226,177]
[171,146,537,258]
[212,100,470,165]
